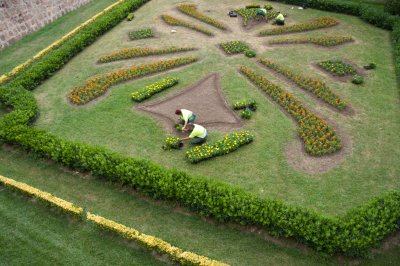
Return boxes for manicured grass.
[1,147,400,266]
[0,0,117,75]
[0,188,165,266]
[30,0,399,216]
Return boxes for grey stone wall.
[0,0,91,49]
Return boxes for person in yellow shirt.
[275,11,285,25]
[181,123,207,145]
[175,109,196,130]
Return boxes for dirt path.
[136,73,243,133]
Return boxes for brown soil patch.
[136,73,243,133]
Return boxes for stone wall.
[0,0,91,49]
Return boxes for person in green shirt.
[181,123,207,145]
[175,109,196,130]
[275,11,285,25]
[256,8,267,18]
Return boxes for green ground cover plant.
[131,77,179,102]
[233,99,257,111]
[177,4,226,30]
[68,57,197,105]
[318,60,357,76]
[128,28,154,40]
[220,41,256,57]
[0,0,399,259]
[352,75,364,84]
[161,15,213,36]
[259,58,346,109]
[269,36,354,47]
[97,47,196,63]
[240,108,253,119]
[240,65,341,155]
[186,131,254,163]
[260,16,338,35]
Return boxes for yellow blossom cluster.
[132,77,179,102]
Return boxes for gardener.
[181,123,207,145]
[175,109,196,131]
[256,7,267,20]
[275,11,285,25]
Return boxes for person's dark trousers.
[180,114,196,125]
[276,20,285,25]
[191,137,206,145]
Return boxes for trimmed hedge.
[0,0,399,258]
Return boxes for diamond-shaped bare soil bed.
[136,73,243,133]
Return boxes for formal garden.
[0,0,399,265]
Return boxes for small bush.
[240,108,252,119]
[126,13,134,21]
[352,75,364,85]
[363,63,376,70]
[244,49,256,58]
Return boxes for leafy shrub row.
[0,175,83,217]
[68,57,197,105]
[269,36,354,47]
[131,77,179,102]
[240,65,341,155]
[186,131,254,163]
[87,213,229,266]
[0,174,227,265]
[161,15,213,36]
[0,0,399,257]
[220,41,256,57]
[177,4,227,30]
[97,47,196,63]
[318,60,356,76]
[259,58,346,110]
[260,16,338,35]
[128,28,154,40]
[4,0,149,91]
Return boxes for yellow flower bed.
[0,0,127,85]
[87,212,229,266]
[0,175,83,216]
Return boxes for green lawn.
[0,188,165,266]
[1,147,400,266]
[30,0,399,216]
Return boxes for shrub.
[177,4,226,30]
[131,77,179,102]
[363,63,376,70]
[244,49,257,57]
[233,99,257,111]
[352,75,364,85]
[126,12,134,21]
[259,59,346,110]
[318,60,357,76]
[162,136,183,150]
[260,16,338,36]
[68,57,196,105]
[161,15,213,36]
[240,108,252,119]
[97,47,196,63]
[240,65,341,155]
[186,131,254,163]
[269,36,353,47]
[385,0,400,16]
[128,28,154,40]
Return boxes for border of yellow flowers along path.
[0,175,229,266]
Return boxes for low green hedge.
[0,0,399,257]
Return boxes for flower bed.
[260,16,338,36]
[128,28,154,40]
[259,59,346,110]
[233,99,257,111]
[318,60,357,76]
[68,56,197,105]
[97,47,196,63]
[162,136,183,150]
[240,66,341,155]
[132,77,179,102]
[161,15,213,36]
[177,4,226,30]
[186,131,254,163]
[220,41,256,57]
[269,36,354,46]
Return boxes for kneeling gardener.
[175,109,196,131]
[181,123,207,145]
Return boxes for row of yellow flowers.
[177,4,227,30]
[269,35,354,47]
[0,175,83,216]
[87,213,229,266]
[161,15,214,36]
[0,174,229,266]
[0,0,127,85]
